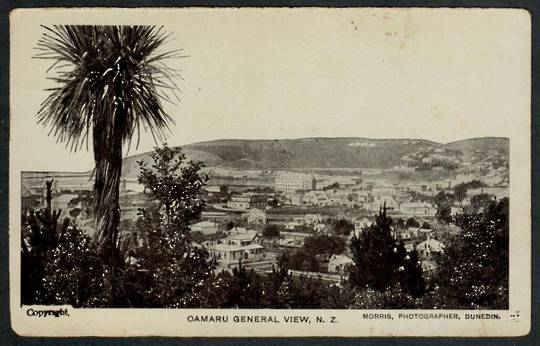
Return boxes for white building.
[328,254,354,273]
[285,221,301,231]
[190,220,219,235]
[417,238,445,257]
[304,213,323,225]
[205,228,264,265]
[400,202,437,216]
[275,173,316,192]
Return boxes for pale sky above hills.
[10,8,530,171]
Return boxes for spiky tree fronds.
[35,25,184,152]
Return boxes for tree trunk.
[92,107,125,306]
[92,112,124,267]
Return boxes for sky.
[10,8,530,171]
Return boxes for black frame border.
[0,1,537,345]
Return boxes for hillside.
[121,137,509,176]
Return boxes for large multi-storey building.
[274,173,316,192]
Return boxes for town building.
[284,192,304,206]
[304,213,324,225]
[398,227,420,240]
[285,221,302,231]
[205,228,264,265]
[328,254,354,273]
[417,237,445,258]
[274,172,316,192]
[353,217,372,234]
[227,193,267,210]
[399,202,437,216]
[190,220,219,235]
[421,259,439,277]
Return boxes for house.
[313,224,326,233]
[372,186,398,196]
[304,213,323,225]
[418,228,434,239]
[279,237,303,248]
[450,206,463,216]
[328,254,354,273]
[421,259,439,276]
[354,217,371,230]
[417,238,445,257]
[190,220,219,235]
[285,221,301,231]
[350,217,371,238]
[399,227,419,240]
[225,228,261,246]
[205,228,264,265]
[404,241,416,252]
[206,243,265,264]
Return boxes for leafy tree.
[349,207,400,291]
[22,180,108,306]
[288,276,333,309]
[405,217,420,228]
[435,191,454,224]
[261,254,291,307]
[453,180,486,202]
[35,25,182,265]
[38,225,107,307]
[68,207,81,219]
[276,274,295,308]
[138,144,208,229]
[68,192,94,219]
[420,221,431,229]
[350,285,418,309]
[224,260,263,308]
[349,206,425,296]
[287,249,321,272]
[331,219,354,236]
[436,198,509,308]
[323,182,340,191]
[21,180,68,304]
[320,283,356,309]
[395,218,405,229]
[400,246,426,298]
[453,184,468,202]
[304,234,346,257]
[126,145,216,307]
[263,224,281,238]
[467,193,495,213]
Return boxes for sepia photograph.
[9,7,531,337]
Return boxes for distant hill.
[121,137,509,176]
[445,137,509,156]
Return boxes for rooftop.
[330,254,354,265]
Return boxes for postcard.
[9,7,531,336]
